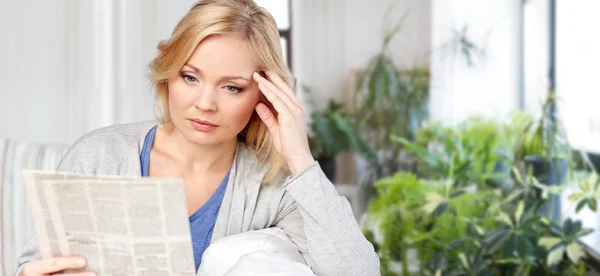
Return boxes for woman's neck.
[156,123,237,174]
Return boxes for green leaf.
[541,217,551,226]
[515,200,524,224]
[547,245,566,267]
[423,192,445,214]
[433,202,449,217]
[568,192,586,201]
[427,192,444,202]
[391,136,442,168]
[484,229,510,253]
[571,220,583,236]
[580,178,591,192]
[475,225,485,236]
[447,238,467,250]
[424,202,441,214]
[459,252,470,270]
[497,212,513,228]
[564,219,574,235]
[576,228,594,238]
[576,200,588,213]
[503,190,523,205]
[450,190,466,199]
[566,242,585,264]
[444,179,454,196]
[513,167,524,185]
[589,173,598,189]
[538,236,562,250]
[590,199,598,212]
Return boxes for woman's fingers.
[255,103,279,134]
[254,76,291,115]
[21,257,88,275]
[263,71,302,107]
[253,72,301,114]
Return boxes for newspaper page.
[24,170,196,276]
[23,170,117,258]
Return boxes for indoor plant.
[363,111,599,275]
[514,90,571,221]
[363,159,597,276]
[352,16,430,181]
[307,99,373,181]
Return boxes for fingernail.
[75,258,86,266]
[89,273,96,276]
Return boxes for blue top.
[140,126,230,271]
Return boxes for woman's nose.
[194,86,217,111]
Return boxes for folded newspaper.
[24,170,197,275]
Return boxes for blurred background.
[2,0,600,275]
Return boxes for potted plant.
[515,90,571,221]
[307,99,373,182]
[349,12,430,181]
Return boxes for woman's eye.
[182,74,197,83]
[225,85,243,93]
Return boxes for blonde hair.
[148,0,292,183]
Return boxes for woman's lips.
[188,119,218,132]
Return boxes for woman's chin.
[185,131,236,147]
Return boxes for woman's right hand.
[20,256,96,276]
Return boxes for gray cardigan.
[16,121,380,276]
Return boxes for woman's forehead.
[186,34,258,77]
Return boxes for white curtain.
[0,0,196,144]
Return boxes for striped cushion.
[0,138,69,276]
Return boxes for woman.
[16,0,379,275]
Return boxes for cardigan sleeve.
[274,162,380,276]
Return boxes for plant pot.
[523,155,568,222]
[318,158,336,182]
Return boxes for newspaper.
[24,170,196,276]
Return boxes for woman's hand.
[252,71,315,176]
[20,256,95,276]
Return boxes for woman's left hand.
[252,71,315,176]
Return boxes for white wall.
[0,0,196,144]
[292,0,431,109]
[429,0,521,124]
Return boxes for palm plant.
[353,17,430,180]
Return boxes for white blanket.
[198,228,316,276]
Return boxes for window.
[523,0,600,153]
[556,0,600,153]
[255,0,292,69]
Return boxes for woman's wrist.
[288,154,316,176]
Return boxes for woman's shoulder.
[67,121,155,154]
[57,121,156,174]
[75,121,156,144]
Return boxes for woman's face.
[167,34,261,146]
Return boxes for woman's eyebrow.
[183,63,250,82]
[183,63,202,74]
